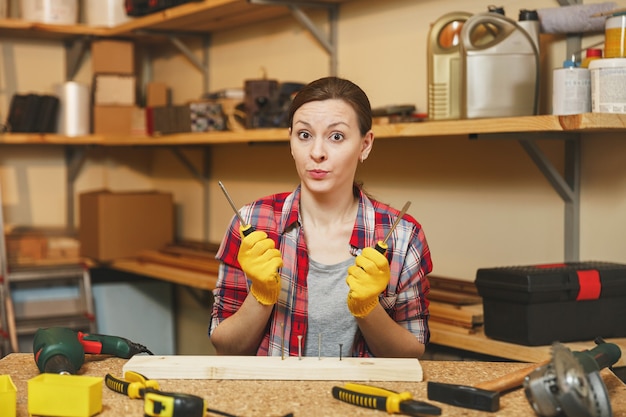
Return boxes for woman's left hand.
[346,247,391,318]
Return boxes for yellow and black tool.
[374,201,411,254]
[106,371,237,417]
[332,383,441,416]
[218,180,253,237]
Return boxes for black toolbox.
[475,262,626,346]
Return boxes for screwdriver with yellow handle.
[374,201,411,254]
[218,181,253,237]
[332,383,441,416]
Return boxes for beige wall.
[2,0,626,284]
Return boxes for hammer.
[426,360,548,412]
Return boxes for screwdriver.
[218,181,253,237]
[375,201,411,254]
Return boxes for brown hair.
[288,76,372,136]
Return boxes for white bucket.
[589,58,626,114]
[84,0,131,27]
[20,0,77,25]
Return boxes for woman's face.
[290,99,373,196]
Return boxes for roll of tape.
[56,82,90,136]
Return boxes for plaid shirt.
[210,186,432,357]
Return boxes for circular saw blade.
[553,343,611,417]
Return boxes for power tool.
[524,340,621,417]
[33,327,154,374]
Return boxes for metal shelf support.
[251,0,340,76]
[170,147,212,241]
[476,132,581,262]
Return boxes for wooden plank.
[136,250,220,275]
[429,320,476,335]
[429,302,483,328]
[123,355,422,381]
[111,259,217,290]
[429,326,626,368]
[428,288,482,305]
[428,275,479,295]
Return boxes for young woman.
[209,76,432,358]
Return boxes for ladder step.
[8,265,86,282]
[15,315,94,336]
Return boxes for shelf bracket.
[169,147,211,241]
[474,132,581,262]
[64,37,91,81]
[65,146,87,233]
[167,34,210,93]
[518,136,581,262]
[249,0,340,75]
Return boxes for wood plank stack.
[427,275,484,335]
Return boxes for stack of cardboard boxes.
[91,40,139,135]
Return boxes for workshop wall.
[2,0,626,353]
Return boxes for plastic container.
[589,58,626,113]
[581,48,603,68]
[28,373,102,417]
[552,59,590,115]
[605,14,626,58]
[427,11,472,120]
[84,0,131,27]
[476,261,626,346]
[0,375,17,417]
[518,9,540,53]
[460,12,539,118]
[20,0,77,24]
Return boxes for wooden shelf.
[2,113,625,147]
[0,0,355,40]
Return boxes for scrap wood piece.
[112,259,217,291]
[429,302,483,329]
[429,288,482,305]
[123,355,423,381]
[136,250,220,275]
[429,320,478,335]
[428,275,480,295]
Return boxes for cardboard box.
[79,190,174,261]
[91,40,134,74]
[93,74,136,105]
[146,82,170,107]
[475,262,626,345]
[92,105,136,135]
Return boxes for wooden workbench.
[1,353,625,417]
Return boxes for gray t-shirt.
[304,257,358,357]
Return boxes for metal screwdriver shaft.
[375,201,411,254]
[218,180,253,236]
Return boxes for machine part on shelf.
[524,342,613,417]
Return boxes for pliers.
[332,383,441,416]
[105,370,160,399]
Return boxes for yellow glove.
[237,227,283,305]
[346,247,391,318]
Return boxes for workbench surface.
[1,353,625,416]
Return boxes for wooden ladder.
[0,185,96,356]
